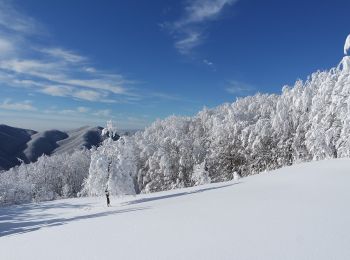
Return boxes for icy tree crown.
[102,120,118,139]
[344,34,350,56]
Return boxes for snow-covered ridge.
[1,159,350,260]
[0,124,105,171]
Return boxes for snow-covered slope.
[23,129,69,162]
[52,126,104,155]
[23,126,104,162]
[1,159,350,260]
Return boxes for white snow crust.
[1,159,350,260]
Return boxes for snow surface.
[344,34,350,55]
[1,159,350,260]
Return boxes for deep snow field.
[1,159,350,260]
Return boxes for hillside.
[1,159,349,259]
[0,125,104,171]
[0,125,37,171]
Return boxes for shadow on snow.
[0,201,149,237]
[124,182,241,206]
[0,181,240,237]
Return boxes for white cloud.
[41,85,73,97]
[165,0,238,54]
[0,1,135,104]
[203,59,214,66]
[61,78,126,94]
[93,109,112,118]
[175,31,202,55]
[83,67,97,73]
[0,0,189,130]
[149,92,188,102]
[74,90,105,101]
[0,38,14,56]
[43,106,91,116]
[40,48,86,63]
[0,57,129,101]
[181,0,236,24]
[0,0,40,34]
[59,109,77,115]
[226,80,255,95]
[40,85,109,102]
[0,59,58,78]
[0,99,37,111]
[12,79,43,88]
[77,106,89,113]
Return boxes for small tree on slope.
[82,121,137,196]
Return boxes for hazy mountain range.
[0,124,107,171]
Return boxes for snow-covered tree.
[0,149,91,205]
[3,39,350,204]
[82,121,137,196]
[191,162,211,186]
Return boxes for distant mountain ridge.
[0,124,106,171]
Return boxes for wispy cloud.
[39,85,108,102]
[40,48,87,63]
[0,98,37,111]
[43,105,105,118]
[225,80,255,95]
[43,106,94,118]
[0,0,196,130]
[74,90,107,101]
[77,106,90,113]
[0,0,41,34]
[0,52,130,102]
[93,109,112,118]
[40,85,73,97]
[164,0,238,54]
[0,0,195,110]
[0,38,14,57]
[0,0,138,104]
[203,59,214,67]
[174,31,202,54]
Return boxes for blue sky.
[0,0,349,131]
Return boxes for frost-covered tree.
[3,42,350,204]
[191,162,211,186]
[82,121,137,196]
[0,149,91,205]
[96,53,350,194]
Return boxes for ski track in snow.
[1,159,350,260]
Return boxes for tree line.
[1,61,350,205]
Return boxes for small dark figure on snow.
[105,189,111,207]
